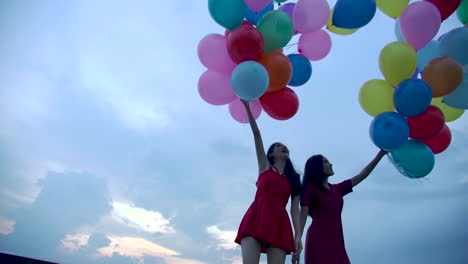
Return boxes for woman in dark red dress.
[296,149,387,264]
[234,100,302,264]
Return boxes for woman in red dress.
[296,149,387,264]
[234,100,302,264]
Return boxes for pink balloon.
[197,34,236,73]
[229,99,262,123]
[400,1,441,51]
[293,0,330,33]
[198,70,237,105]
[244,0,271,13]
[298,29,332,61]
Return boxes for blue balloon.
[208,0,245,30]
[287,54,312,87]
[370,112,409,151]
[231,61,269,100]
[439,27,468,66]
[394,19,405,41]
[332,0,377,29]
[389,140,435,179]
[417,40,440,72]
[244,1,274,25]
[394,79,432,117]
[443,73,468,109]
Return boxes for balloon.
[422,56,464,97]
[443,73,468,109]
[278,2,296,18]
[287,54,312,87]
[394,79,433,117]
[376,0,409,18]
[224,20,252,38]
[439,27,468,66]
[389,140,435,179]
[431,97,465,122]
[229,98,262,123]
[275,0,287,2]
[244,0,271,13]
[258,52,292,92]
[198,70,237,105]
[457,0,468,24]
[332,0,377,29]
[327,7,358,35]
[227,25,264,64]
[420,124,452,154]
[394,19,405,41]
[425,0,462,20]
[411,67,420,78]
[400,1,441,50]
[257,11,294,53]
[298,30,332,61]
[407,105,445,140]
[198,34,236,73]
[293,0,330,33]
[370,112,410,151]
[244,1,274,25]
[379,42,417,86]
[260,87,299,120]
[208,0,245,30]
[359,79,395,117]
[231,61,269,100]
[417,40,440,72]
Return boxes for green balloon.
[257,10,294,53]
[208,0,244,30]
[457,0,468,24]
[275,0,287,3]
[389,140,435,179]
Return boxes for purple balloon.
[412,67,420,77]
[279,2,296,18]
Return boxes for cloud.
[99,235,179,258]
[0,218,14,235]
[111,202,175,234]
[206,226,237,250]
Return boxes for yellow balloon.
[431,97,465,122]
[376,0,409,19]
[326,7,358,35]
[359,79,395,117]
[379,41,417,86]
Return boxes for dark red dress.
[235,167,296,253]
[301,179,353,264]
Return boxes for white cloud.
[206,226,237,250]
[98,235,178,258]
[0,218,15,235]
[112,201,175,234]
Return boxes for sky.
[0,0,467,263]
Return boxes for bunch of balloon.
[198,0,347,123]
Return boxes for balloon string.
[284,42,298,49]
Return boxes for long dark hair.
[266,142,301,197]
[302,155,327,195]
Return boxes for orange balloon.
[422,56,464,97]
[258,51,292,92]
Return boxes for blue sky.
[0,0,467,263]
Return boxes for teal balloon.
[389,140,435,179]
[417,40,440,72]
[257,10,294,53]
[443,73,468,109]
[394,19,405,41]
[208,0,245,30]
[231,61,269,100]
[439,27,468,66]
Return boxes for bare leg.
[241,236,261,264]
[266,247,287,264]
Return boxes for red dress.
[301,179,353,264]
[234,167,295,253]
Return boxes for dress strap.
[270,166,282,175]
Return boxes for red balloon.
[420,124,452,154]
[407,105,445,140]
[425,0,462,20]
[260,87,299,120]
[224,20,253,37]
[227,24,264,63]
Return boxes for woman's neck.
[273,160,287,174]
[323,177,330,189]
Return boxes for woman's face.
[271,143,289,161]
[322,157,334,176]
